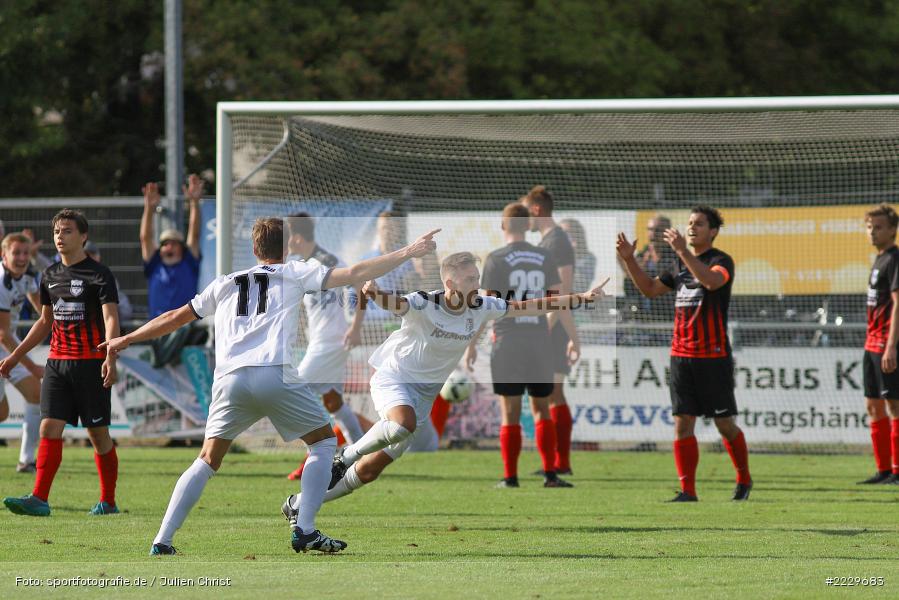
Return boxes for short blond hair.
[1,233,31,253]
[440,251,480,280]
[252,218,284,261]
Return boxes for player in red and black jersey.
[521,185,581,476]
[617,205,752,502]
[859,204,899,484]
[470,202,576,488]
[0,209,121,517]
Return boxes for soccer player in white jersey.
[0,234,44,473]
[283,252,607,514]
[285,213,366,481]
[100,218,439,555]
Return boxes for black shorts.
[862,350,899,399]
[490,331,554,398]
[669,355,737,418]
[41,359,111,427]
[550,323,571,375]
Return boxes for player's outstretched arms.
[99,304,198,355]
[507,278,611,318]
[324,229,440,289]
[360,279,409,316]
[616,232,671,298]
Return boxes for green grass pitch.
[0,446,897,599]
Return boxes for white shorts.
[297,345,347,396]
[206,365,330,442]
[0,347,34,393]
[370,370,442,427]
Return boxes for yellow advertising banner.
[635,205,876,295]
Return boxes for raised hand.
[405,229,441,258]
[663,227,688,253]
[142,182,161,211]
[183,173,204,204]
[615,232,637,260]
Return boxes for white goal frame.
[216,94,899,276]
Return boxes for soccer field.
[0,446,897,599]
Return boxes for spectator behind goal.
[140,175,206,367]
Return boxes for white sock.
[295,437,337,534]
[153,458,215,546]
[318,463,364,504]
[331,404,364,444]
[19,403,41,464]
[343,420,412,465]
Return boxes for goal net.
[217,98,899,452]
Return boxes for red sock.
[891,419,899,475]
[723,430,751,485]
[500,425,521,479]
[94,447,118,507]
[430,394,451,439]
[535,419,557,474]
[334,426,347,447]
[550,404,572,471]
[673,436,699,496]
[32,438,63,502]
[870,417,891,473]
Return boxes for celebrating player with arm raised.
[100,219,439,556]
[617,205,752,502]
[302,251,606,512]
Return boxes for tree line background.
[2,0,898,197]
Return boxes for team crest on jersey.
[70,279,84,297]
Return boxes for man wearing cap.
[140,175,203,366]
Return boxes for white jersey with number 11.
[189,261,333,378]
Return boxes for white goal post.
[216,96,899,450]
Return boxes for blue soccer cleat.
[150,543,177,556]
[4,494,50,517]
[291,528,347,554]
[88,501,120,515]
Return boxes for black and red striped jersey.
[865,245,899,353]
[659,248,733,359]
[40,257,118,360]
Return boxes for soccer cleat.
[732,481,753,501]
[291,528,347,554]
[16,462,36,474]
[543,474,574,488]
[532,468,573,476]
[3,494,51,516]
[668,491,699,502]
[495,477,520,488]
[328,448,348,490]
[287,461,306,481]
[857,470,893,484]
[150,543,177,556]
[88,501,119,515]
[281,494,299,528]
